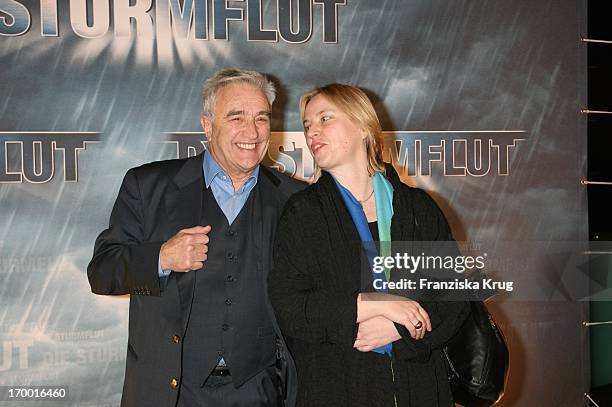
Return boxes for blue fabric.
[333,174,393,357]
[158,149,259,277]
[373,172,394,281]
[203,149,259,224]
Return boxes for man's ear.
[201,116,212,139]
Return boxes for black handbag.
[444,300,509,406]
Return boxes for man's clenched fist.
[159,225,211,272]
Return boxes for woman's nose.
[306,126,320,139]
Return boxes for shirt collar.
[202,149,259,191]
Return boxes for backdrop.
[0,1,588,405]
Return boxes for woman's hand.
[383,298,431,339]
[357,293,431,339]
[353,316,401,352]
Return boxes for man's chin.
[236,160,263,175]
[235,151,265,166]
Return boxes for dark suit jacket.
[87,153,303,407]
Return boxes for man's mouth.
[236,143,257,150]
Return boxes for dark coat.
[268,165,470,407]
[87,153,304,407]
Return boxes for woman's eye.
[321,115,331,122]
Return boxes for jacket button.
[170,378,178,388]
[225,299,232,306]
[172,335,180,344]
[222,324,229,331]
[227,229,235,236]
[226,275,235,282]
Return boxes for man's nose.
[244,118,259,138]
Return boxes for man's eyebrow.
[225,109,244,117]
[225,110,271,118]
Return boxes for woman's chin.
[315,161,331,171]
[313,157,325,168]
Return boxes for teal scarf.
[373,172,394,282]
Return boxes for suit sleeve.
[87,169,164,297]
[393,189,470,361]
[268,200,359,348]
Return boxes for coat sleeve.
[393,301,469,361]
[393,188,470,361]
[87,168,164,297]
[268,198,359,348]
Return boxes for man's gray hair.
[202,68,276,120]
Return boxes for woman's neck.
[329,164,373,202]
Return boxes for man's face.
[201,82,271,183]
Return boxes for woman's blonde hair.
[299,83,385,176]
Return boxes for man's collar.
[202,149,260,189]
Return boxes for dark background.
[588,0,612,404]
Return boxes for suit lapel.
[164,153,204,331]
[165,154,205,233]
[255,166,281,280]
[256,167,288,352]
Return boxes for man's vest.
[181,183,278,387]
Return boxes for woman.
[268,84,470,406]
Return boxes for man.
[87,68,303,407]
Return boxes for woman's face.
[302,94,367,172]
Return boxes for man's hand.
[353,316,401,352]
[159,225,211,272]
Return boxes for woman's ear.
[360,127,369,142]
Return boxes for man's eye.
[256,116,270,123]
